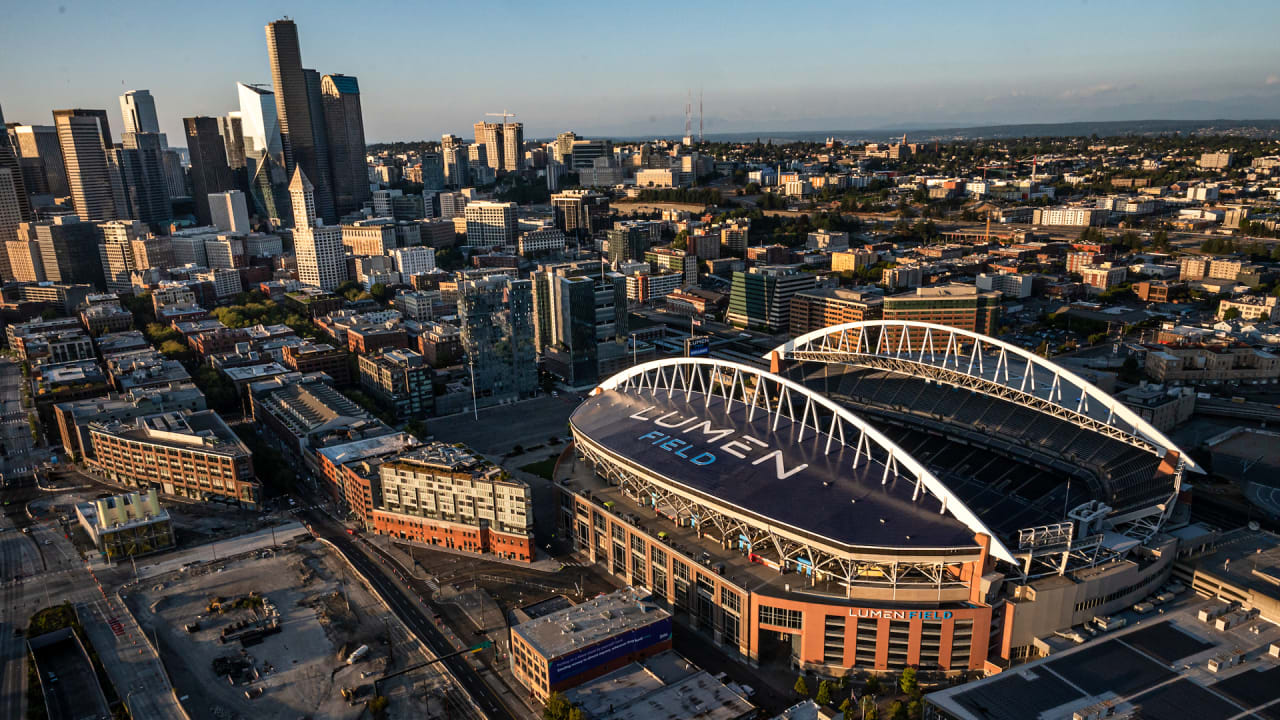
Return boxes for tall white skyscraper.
[209,190,250,233]
[289,169,344,291]
[236,82,283,162]
[119,90,166,147]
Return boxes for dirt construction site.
[125,538,474,720]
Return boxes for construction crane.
[485,110,517,123]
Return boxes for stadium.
[559,320,1199,675]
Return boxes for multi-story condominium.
[104,348,192,393]
[882,283,1002,336]
[280,341,350,384]
[464,201,517,248]
[625,271,684,306]
[501,122,523,172]
[1032,207,1107,227]
[52,109,117,222]
[441,134,469,187]
[1217,295,1280,322]
[372,443,534,561]
[517,226,566,256]
[720,221,750,253]
[203,234,245,269]
[389,246,436,277]
[726,265,817,331]
[831,248,877,273]
[194,267,243,299]
[1146,345,1280,384]
[183,116,235,226]
[320,74,370,217]
[473,121,504,171]
[54,382,206,461]
[437,190,469,220]
[688,231,720,260]
[266,18,336,223]
[807,229,850,251]
[644,247,697,286]
[12,327,95,366]
[1080,263,1127,292]
[458,275,537,402]
[358,348,433,420]
[607,221,661,266]
[976,272,1034,299]
[1068,251,1108,275]
[789,288,884,336]
[290,169,345,290]
[88,410,259,508]
[531,268,626,386]
[342,218,397,255]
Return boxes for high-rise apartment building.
[606,220,658,265]
[184,117,235,226]
[458,275,536,402]
[389,246,436,277]
[357,348,433,420]
[118,131,172,231]
[266,18,336,224]
[320,74,369,217]
[554,131,576,166]
[473,122,503,172]
[290,169,344,291]
[551,189,609,237]
[441,134,469,187]
[463,200,517,248]
[53,109,117,221]
[20,214,105,288]
[419,152,445,192]
[502,122,523,172]
[209,190,250,233]
[9,124,69,198]
[532,265,627,386]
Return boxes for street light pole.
[468,359,479,420]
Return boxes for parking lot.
[425,394,580,457]
[127,538,457,720]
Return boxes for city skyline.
[3,1,1280,144]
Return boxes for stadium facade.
[560,321,1197,675]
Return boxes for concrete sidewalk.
[365,533,565,575]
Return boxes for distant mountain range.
[688,118,1280,144]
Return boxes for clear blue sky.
[3,0,1279,143]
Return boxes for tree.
[907,699,924,720]
[543,692,575,720]
[865,673,882,695]
[898,667,918,696]
[1222,306,1241,321]
[794,675,810,698]
[816,679,833,705]
[863,697,879,720]
[369,283,391,304]
[888,700,907,720]
[840,698,855,719]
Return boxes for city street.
[0,359,37,481]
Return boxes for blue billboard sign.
[685,336,711,357]
[547,617,671,685]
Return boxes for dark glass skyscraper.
[265,18,336,225]
[119,131,173,232]
[184,116,234,227]
[321,74,370,218]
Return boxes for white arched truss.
[593,357,1018,565]
[772,320,1200,476]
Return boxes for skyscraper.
[98,219,145,294]
[236,82,288,223]
[20,214,105,288]
[290,169,344,291]
[184,116,235,226]
[118,90,166,147]
[265,19,336,225]
[118,132,172,232]
[458,275,537,402]
[420,152,445,193]
[320,74,370,217]
[464,201,517,248]
[218,113,246,170]
[441,134,469,187]
[9,124,68,198]
[209,190,250,233]
[502,122,524,172]
[0,105,32,225]
[0,168,22,279]
[302,68,336,223]
[53,109,117,222]
[472,122,503,172]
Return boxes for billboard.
[685,336,711,357]
[546,617,671,686]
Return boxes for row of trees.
[794,666,923,719]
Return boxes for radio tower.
[699,88,704,143]
[683,90,693,146]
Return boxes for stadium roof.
[571,358,1017,563]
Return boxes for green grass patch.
[519,452,561,481]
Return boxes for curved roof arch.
[771,320,1200,475]
[593,357,1019,564]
